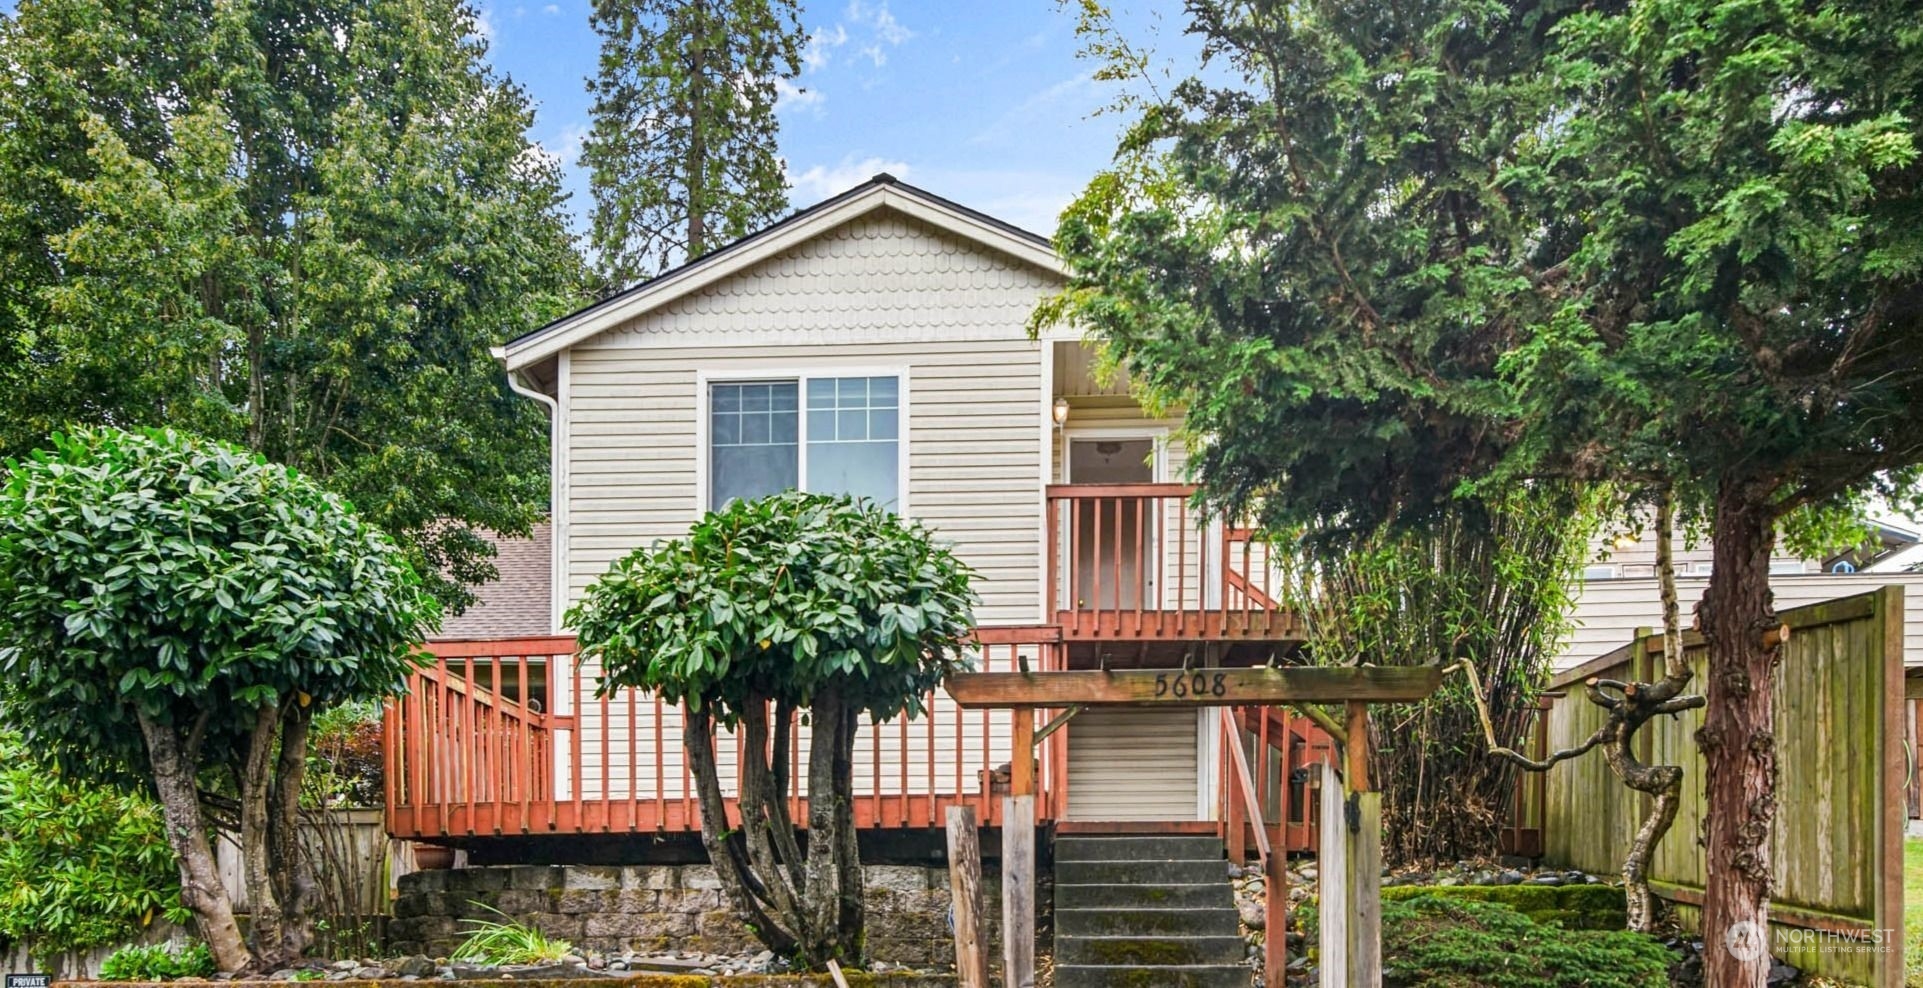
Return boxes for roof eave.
[499,180,1063,371]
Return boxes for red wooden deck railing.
[1045,484,1298,641]
[1219,705,1340,856]
[386,632,1068,841]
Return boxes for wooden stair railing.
[1220,707,1287,987]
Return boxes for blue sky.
[482,1,1187,236]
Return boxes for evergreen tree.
[1044,1,1923,981]
[582,0,802,287]
[0,0,587,611]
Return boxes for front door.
[1066,437,1155,611]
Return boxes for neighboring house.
[386,176,1320,854]
[1561,523,1923,670]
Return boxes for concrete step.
[1056,857,1233,886]
[1055,835,1228,862]
[1054,881,1236,910]
[1052,964,1253,988]
[1054,906,1241,937]
[1057,934,1249,966]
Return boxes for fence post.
[1316,761,1348,987]
[946,806,990,988]
[1002,794,1036,988]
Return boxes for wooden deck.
[384,483,1347,850]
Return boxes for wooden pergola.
[942,664,1443,988]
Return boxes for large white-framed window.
[699,368,907,513]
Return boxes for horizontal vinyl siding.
[1562,572,1923,669]
[1067,708,1201,821]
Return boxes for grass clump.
[1905,838,1922,988]
[452,902,575,965]
[1381,881,1627,930]
[1305,894,1671,988]
[98,942,217,981]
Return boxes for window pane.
[713,446,798,507]
[804,375,901,510]
[711,381,800,508]
[741,412,769,444]
[809,442,897,508]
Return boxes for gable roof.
[494,174,1063,371]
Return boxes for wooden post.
[1349,791,1382,987]
[946,806,990,988]
[1002,794,1036,988]
[1317,761,1348,988]
[1264,846,1287,988]
[1011,709,1035,798]
[1344,701,1369,793]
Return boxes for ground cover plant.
[98,942,217,981]
[0,731,188,965]
[1305,893,1672,988]
[451,903,575,966]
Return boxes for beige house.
[381,175,1309,847]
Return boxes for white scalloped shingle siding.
[592,213,1055,349]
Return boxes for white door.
[1066,437,1156,611]
[1066,707,1202,821]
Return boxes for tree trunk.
[684,705,797,955]
[684,0,708,257]
[802,688,851,966]
[833,704,865,957]
[1698,479,1780,987]
[270,704,316,961]
[240,703,291,970]
[138,710,252,973]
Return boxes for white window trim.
[695,364,912,517]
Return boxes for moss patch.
[1304,895,1670,988]
[1381,882,1628,930]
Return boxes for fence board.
[1536,587,1905,987]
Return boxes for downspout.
[500,359,564,634]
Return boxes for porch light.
[1052,397,1070,426]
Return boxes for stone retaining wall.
[391,865,1002,967]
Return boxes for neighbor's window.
[710,375,900,510]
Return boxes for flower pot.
[413,843,455,870]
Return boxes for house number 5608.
[1153,672,1227,698]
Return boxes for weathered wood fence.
[1536,587,1906,987]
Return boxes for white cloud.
[787,155,912,204]
[471,5,497,42]
[774,78,824,114]
[551,121,591,164]
[802,24,848,72]
[969,73,1100,147]
[833,1,911,67]
[845,0,912,46]
[542,3,559,13]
